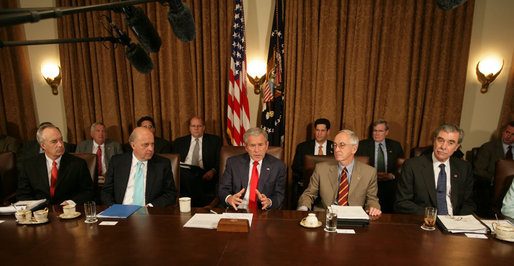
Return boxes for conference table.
[1,205,512,265]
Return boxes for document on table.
[0,199,47,215]
[480,219,513,231]
[184,213,254,229]
[437,215,488,234]
[330,205,369,220]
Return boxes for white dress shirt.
[185,136,204,168]
[122,154,148,205]
[314,141,327,155]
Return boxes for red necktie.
[249,161,260,210]
[50,161,58,198]
[318,145,323,155]
[96,146,103,175]
[338,167,349,206]
[506,145,513,160]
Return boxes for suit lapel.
[328,162,338,201]
[145,157,155,201]
[240,154,251,190]
[421,155,437,206]
[119,154,132,197]
[38,155,50,194]
[348,161,362,200]
[55,154,68,192]
[257,155,271,193]
[449,158,461,207]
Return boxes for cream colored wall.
[19,0,67,141]
[460,0,514,152]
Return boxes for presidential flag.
[227,0,250,146]
[261,0,284,146]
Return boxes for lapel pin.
[453,174,458,179]
[266,168,270,171]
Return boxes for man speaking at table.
[101,127,177,207]
[17,124,93,205]
[395,124,475,215]
[218,127,285,210]
[297,130,382,216]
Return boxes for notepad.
[437,215,488,234]
[97,204,141,218]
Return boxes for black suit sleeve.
[268,160,286,209]
[291,143,304,177]
[394,159,426,215]
[68,159,94,204]
[148,158,177,207]
[456,161,475,215]
[16,158,37,201]
[101,158,116,206]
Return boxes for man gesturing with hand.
[219,128,285,210]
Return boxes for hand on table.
[255,189,271,210]
[227,188,245,210]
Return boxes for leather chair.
[396,158,407,176]
[465,147,479,164]
[302,155,370,189]
[156,153,181,195]
[0,152,17,204]
[206,145,283,208]
[70,153,97,182]
[410,146,431,158]
[491,159,514,217]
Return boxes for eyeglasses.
[332,142,355,149]
[143,125,154,129]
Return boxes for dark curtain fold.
[0,2,38,141]
[284,0,475,169]
[56,0,234,144]
[499,50,513,128]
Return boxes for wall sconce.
[41,63,61,95]
[476,59,503,93]
[247,59,267,94]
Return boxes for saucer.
[300,217,322,228]
[495,234,514,242]
[59,212,81,219]
[16,217,49,225]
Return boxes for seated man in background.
[218,127,285,210]
[124,116,172,153]
[298,130,381,216]
[173,117,221,207]
[75,122,123,178]
[101,127,177,207]
[0,131,21,153]
[473,121,514,217]
[395,124,475,215]
[17,124,93,205]
[356,119,404,213]
[501,181,514,219]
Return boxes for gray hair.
[36,124,60,143]
[90,122,105,133]
[372,119,389,130]
[433,124,464,144]
[243,127,268,144]
[339,129,359,148]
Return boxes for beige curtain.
[57,0,234,144]
[284,0,475,164]
[0,2,38,141]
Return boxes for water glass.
[84,201,98,224]
[324,210,337,232]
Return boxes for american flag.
[227,0,250,146]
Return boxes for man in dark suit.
[395,124,475,215]
[356,119,404,213]
[75,122,123,177]
[291,118,334,207]
[124,116,172,153]
[219,127,285,210]
[473,121,514,216]
[101,127,177,207]
[172,117,221,207]
[17,124,93,205]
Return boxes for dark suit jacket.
[356,138,404,174]
[473,139,505,183]
[75,138,123,170]
[218,153,286,209]
[101,153,177,207]
[292,139,334,177]
[17,153,94,204]
[123,136,172,154]
[172,133,221,174]
[395,153,475,215]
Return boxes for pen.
[210,209,218,215]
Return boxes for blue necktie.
[437,164,448,215]
[133,161,145,206]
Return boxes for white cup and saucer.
[59,204,81,219]
[492,222,514,242]
[300,213,322,228]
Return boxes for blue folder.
[97,204,142,218]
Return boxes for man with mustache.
[395,124,475,215]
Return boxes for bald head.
[130,127,155,161]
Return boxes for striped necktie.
[338,167,349,206]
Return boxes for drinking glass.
[420,207,437,231]
[84,201,98,224]
[324,209,337,232]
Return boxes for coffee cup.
[492,222,514,242]
[63,205,76,217]
[179,197,191,212]
[34,209,48,222]
[15,209,32,222]
[305,213,319,226]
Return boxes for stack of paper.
[183,212,253,229]
[0,199,47,215]
[331,205,369,227]
[437,215,489,234]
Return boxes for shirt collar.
[45,154,62,165]
[431,152,450,167]
[131,153,148,167]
